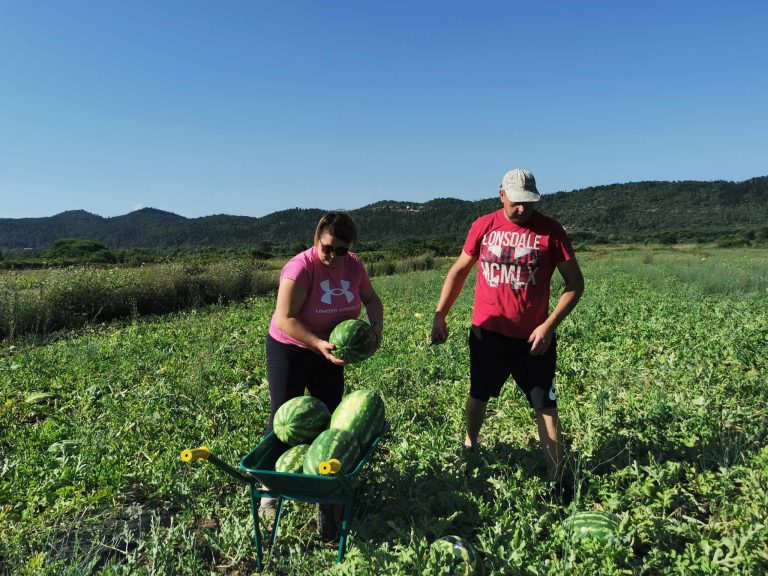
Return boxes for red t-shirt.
[463,209,574,339]
[268,247,373,349]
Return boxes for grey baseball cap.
[501,168,540,202]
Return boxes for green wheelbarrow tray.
[240,430,376,500]
[241,422,390,566]
[182,422,389,568]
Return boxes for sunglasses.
[319,243,349,257]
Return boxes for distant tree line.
[1,177,766,264]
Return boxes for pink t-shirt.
[463,209,574,339]
[268,247,373,349]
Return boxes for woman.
[261,212,383,537]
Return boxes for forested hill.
[1,177,766,251]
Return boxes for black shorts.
[264,334,344,435]
[468,327,557,409]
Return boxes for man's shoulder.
[530,211,566,233]
[471,209,504,228]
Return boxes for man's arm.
[431,250,477,344]
[528,257,585,355]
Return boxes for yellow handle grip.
[181,446,211,462]
[319,458,341,475]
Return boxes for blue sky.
[1,1,766,219]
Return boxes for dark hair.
[314,212,358,246]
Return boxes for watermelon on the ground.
[273,396,331,446]
[47,440,78,456]
[330,389,385,450]
[563,511,621,541]
[431,535,477,576]
[328,319,377,363]
[303,428,361,475]
[274,444,310,473]
[25,392,58,404]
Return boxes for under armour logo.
[548,377,557,401]
[320,280,354,305]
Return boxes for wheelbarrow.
[181,422,389,568]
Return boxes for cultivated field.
[1,248,766,575]
[0,254,437,340]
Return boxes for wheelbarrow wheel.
[317,504,337,542]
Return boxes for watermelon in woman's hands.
[329,319,377,363]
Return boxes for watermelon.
[330,389,385,450]
[563,511,621,542]
[273,396,331,446]
[274,444,310,473]
[47,440,78,456]
[431,535,477,576]
[329,319,377,363]
[303,428,361,476]
[25,392,58,404]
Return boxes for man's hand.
[431,312,448,345]
[528,324,554,356]
[316,340,347,365]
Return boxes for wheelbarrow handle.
[181,446,252,484]
[319,458,342,475]
[180,446,211,462]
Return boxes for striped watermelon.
[431,535,477,576]
[274,444,310,473]
[273,396,331,446]
[330,389,385,450]
[563,511,621,541]
[47,440,78,456]
[303,428,361,476]
[25,392,58,404]
[329,319,377,363]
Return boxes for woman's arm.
[273,278,346,365]
[360,283,384,341]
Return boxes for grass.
[0,254,442,340]
[1,248,767,574]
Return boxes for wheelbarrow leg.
[269,497,286,547]
[248,485,264,569]
[336,495,355,563]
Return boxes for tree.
[48,239,116,263]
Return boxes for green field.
[0,254,437,340]
[1,248,767,575]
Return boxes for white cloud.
[132,203,145,212]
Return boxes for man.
[431,168,584,486]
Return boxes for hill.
[1,177,767,251]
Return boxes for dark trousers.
[264,334,344,436]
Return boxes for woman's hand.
[361,285,384,352]
[370,319,383,350]
[316,340,347,366]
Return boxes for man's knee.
[467,395,488,411]
[535,406,559,420]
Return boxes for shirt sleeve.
[549,222,575,265]
[462,218,484,257]
[280,253,312,289]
